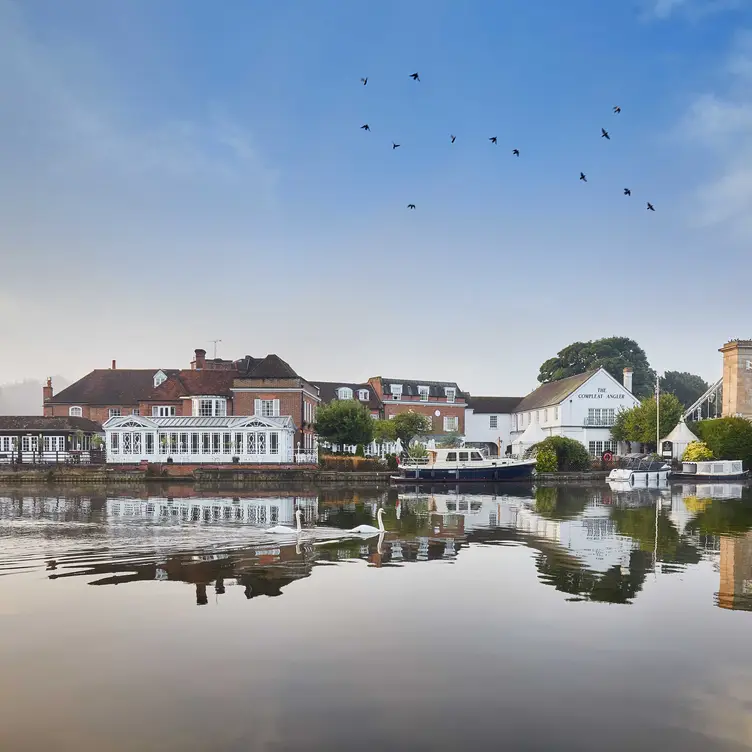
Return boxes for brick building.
[313,381,383,418]
[367,377,467,437]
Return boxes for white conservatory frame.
[103,414,296,464]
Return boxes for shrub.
[355,444,365,457]
[682,441,714,462]
[385,454,399,471]
[320,455,385,472]
[694,417,752,469]
[526,436,591,471]
[535,445,558,473]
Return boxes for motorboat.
[392,447,536,483]
[669,460,748,481]
[606,454,670,484]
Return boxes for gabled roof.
[146,370,237,400]
[48,369,179,406]
[466,396,523,414]
[0,416,103,432]
[313,381,383,411]
[378,378,464,399]
[104,414,294,430]
[239,354,300,380]
[515,370,598,412]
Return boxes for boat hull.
[669,470,749,481]
[392,463,536,483]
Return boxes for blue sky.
[1,0,751,395]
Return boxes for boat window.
[445,452,457,462]
[458,452,469,462]
[471,452,483,462]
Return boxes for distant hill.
[0,377,71,415]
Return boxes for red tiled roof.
[48,370,179,406]
[147,370,237,400]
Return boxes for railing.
[0,450,106,466]
[400,456,431,466]
[583,417,616,427]
[294,450,318,464]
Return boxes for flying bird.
[613,106,621,114]
[647,202,655,211]
[513,149,520,156]
[361,77,368,86]
[601,128,610,140]
[392,142,400,149]
[451,135,456,143]
[410,72,420,81]
[360,124,370,131]
[407,204,416,210]
[580,172,587,182]
[624,188,631,196]
[489,136,497,144]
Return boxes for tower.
[719,340,752,418]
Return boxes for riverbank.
[0,465,610,486]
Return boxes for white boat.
[393,447,536,483]
[670,460,748,481]
[606,454,670,484]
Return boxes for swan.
[349,507,385,535]
[266,509,305,535]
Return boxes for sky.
[1,0,752,396]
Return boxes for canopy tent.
[660,418,700,461]
[512,420,547,457]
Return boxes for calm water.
[2,481,752,751]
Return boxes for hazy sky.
[1,0,751,395]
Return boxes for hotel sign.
[578,388,627,400]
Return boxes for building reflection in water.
[4,481,752,611]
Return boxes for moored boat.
[392,447,536,483]
[606,454,671,484]
[669,460,748,481]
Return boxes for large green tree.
[538,336,655,398]
[694,417,752,469]
[610,394,683,447]
[314,400,374,447]
[659,371,709,409]
[391,411,432,451]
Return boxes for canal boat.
[392,447,536,483]
[606,454,671,485]
[669,460,748,481]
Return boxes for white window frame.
[358,389,369,402]
[256,399,280,418]
[390,384,403,400]
[193,398,227,417]
[152,406,176,417]
[153,371,168,388]
[418,385,430,401]
[69,406,82,417]
[109,408,122,418]
[337,387,354,400]
[445,387,456,403]
[489,415,498,429]
[443,416,459,432]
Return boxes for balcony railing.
[583,417,616,427]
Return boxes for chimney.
[43,377,53,403]
[623,367,633,393]
[193,348,206,370]
[111,360,117,370]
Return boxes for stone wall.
[720,340,752,418]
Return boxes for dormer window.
[358,389,369,402]
[445,387,456,403]
[418,385,430,401]
[192,398,227,417]
[337,387,354,400]
[153,370,168,388]
[69,406,82,417]
[390,384,402,400]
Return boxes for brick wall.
[45,404,140,423]
[382,402,466,434]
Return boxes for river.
[1,481,751,751]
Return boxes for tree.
[372,419,397,446]
[391,411,432,451]
[437,432,463,448]
[538,336,655,398]
[659,371,709,409]
[610,394,683,447]
[526,436,591,471]
[681,441,714,462]
[694,417,752,469]
[314,400,374,447]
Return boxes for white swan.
[266,509,305,535]
[349,507,385,535]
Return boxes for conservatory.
[103,414,296,464]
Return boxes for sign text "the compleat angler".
[578,388,627,400]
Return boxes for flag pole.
[656,372,660,455]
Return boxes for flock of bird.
[358,73,656,212]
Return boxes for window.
[471,452,483,462]
[489,415,498,429]
[109,408,122,418]
[446,452,457,462]
[180,433,189,454]
[390,384,402,399]
[445,387,456,403]
[131,409,140,416]
[123,433,132,454]
[543,408,548,423]
[443,416,459,432]
[223,433,231,454]
[201,433,210,453]
[191,434,199,454]
[1,437,10,452]
[337,387,353,400]
[111,433,120,454]
[418,386,430,401]
[269,432,279,454]
[153,371,167,388]
[258,399,279,418]
[152,406,176,417]
[69,407,82,417]
[358,389,369,401]
[146,433,154,454]
[170,433,178,453]
[458,452,469,462]
[536,411,541,423]
[554,406,559,420]
[211,433,220,453]
[257,433,267,454]
[159,434,168,454]
[247,433,257,454]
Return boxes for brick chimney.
[43,377,53,403]
[623,367,633,393]
[111,359,117,370]
[193,348,206,370]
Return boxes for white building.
[510,367,639,457]
[103,414,296,464]
[464,397,523,456]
